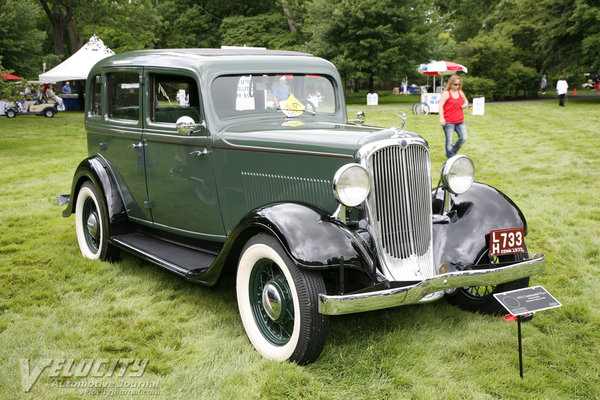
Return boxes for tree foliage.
[155,0,286,49]
[569,0,600,73]
[82,0,160,53]
[0,61,23,102]
[441,0,600,98]
[304,0,434,90]
[0,0,596,98]
[0,0,46,77]
[434,0,498,42]
[220,13,300,49]
[38,0,83,57]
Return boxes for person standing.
[541,74,547,94]
[62,81,71,94]
[401,77,408,95]
[273,76,290,107]
[439,75,469,158]
[556,76,568,106]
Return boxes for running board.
[110,233,216,279]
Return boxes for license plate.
[490,227,525,256]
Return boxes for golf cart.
[4,98,59,118]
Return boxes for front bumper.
[318,253,546,315]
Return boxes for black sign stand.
[517,316,524,378]
[494,286,561,379]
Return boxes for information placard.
[494,286,561,316]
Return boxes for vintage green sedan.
[60,48,545,364]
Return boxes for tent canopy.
[39,35,114,83]
[0,73,22,80]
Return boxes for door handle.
[189,149,209,157]
[129,142,146,149]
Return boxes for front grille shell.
[358,136,435,281]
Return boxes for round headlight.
[332,164,370,207]
[441,155,475,195]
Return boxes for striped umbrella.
[417,60,468,76]
[417,61,468,93]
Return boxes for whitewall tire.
[74,181,119,261]
[236,233,328,364]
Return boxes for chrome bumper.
[318,253,546,315]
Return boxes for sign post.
[494,286,561,378]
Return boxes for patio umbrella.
[0,72,22,80]
[417,61,468,92]
[417,61,468,75]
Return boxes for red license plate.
[490,227,525,256]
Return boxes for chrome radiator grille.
[369,143,432,263]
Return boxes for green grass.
[1,97,599,399]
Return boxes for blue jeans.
[442,122,467,158]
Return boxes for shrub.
[461,76,496,99]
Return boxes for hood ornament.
[391,112,407,137]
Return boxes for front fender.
[432,182,527,271]
[245,203,370,269]
[194,202,375,286]
[62,156,126,228]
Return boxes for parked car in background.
[60,48,546,364]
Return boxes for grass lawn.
[1,96,599,399]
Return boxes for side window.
[108,71,140,120]
[89,75,102,116]
[151,74,200,124]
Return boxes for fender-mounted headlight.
[332,163,370,207]
[441,155,475,195]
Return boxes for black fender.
[193,202,375,286]
[431,182,527,271]
[62,155,126,228]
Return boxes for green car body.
[61,48,545,364]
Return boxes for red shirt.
[443,91,464,124]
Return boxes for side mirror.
[176,116,195,135]
[175,116,207,135]
[350,111,365,125]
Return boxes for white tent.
[39,35,114,83]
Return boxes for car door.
[142,70,225,239]
[86,70,152,222]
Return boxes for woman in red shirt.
[439,75,469,158]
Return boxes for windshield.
[211,74,337,119]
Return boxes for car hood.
[217,119,423,159]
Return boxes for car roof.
[89,48,338,80]
[148,48,312,57]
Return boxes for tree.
[219,13,300,49]
[155,0,282,49]
[304,0,435,91]
[0,0,46,77]
[434,0,498,42]
[155,1,220,48]
[459,31,537,99]
[38,0,160,57]
[81,0,160,52]
[568,0,600,73]
[38,0,82,57]
[0,60,24,102]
